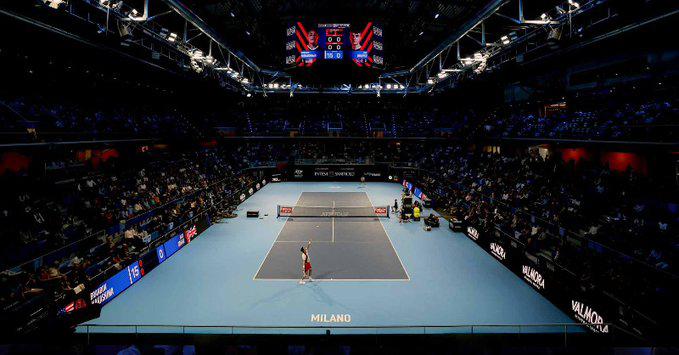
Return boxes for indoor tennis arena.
[1,0,677,354]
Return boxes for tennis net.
[277,205,390,218]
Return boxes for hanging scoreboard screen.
[286,22,383,68]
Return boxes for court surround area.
[80,182,576,335]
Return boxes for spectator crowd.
[417,146,677,326]
[0,144,279,333]
[483,98,678,142]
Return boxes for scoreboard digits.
[286,22,383,68]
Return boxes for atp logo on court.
[311,314,352,323]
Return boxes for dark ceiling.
[179,0,495,72]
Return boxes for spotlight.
[203,55,216,65]
[568,0,580,9]
[427,78,435,85]
[386,84,392,90]
[43,0,67,9]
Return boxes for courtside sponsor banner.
[414,188,423,199]
[163,233,185,258]
[279,206,293,217]
[466,226,480,241]
[184,225,197,242]
[89,261,143,305]
[489,242,507,261]
[571,300,610,333]
[156,245,167,264]
[373,207,388,217]
[521,264,546,290]
[313,166,355,178]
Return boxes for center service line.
[332,200,335,243]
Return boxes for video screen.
[286,22,383,69]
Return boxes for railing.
[78,323,596,336]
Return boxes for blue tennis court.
[80,182,576,335]
[255,191,408,280]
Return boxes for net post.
[276,205,280,218]
[387,206,390,218]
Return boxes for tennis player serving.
[299,241,313,284]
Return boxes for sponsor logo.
[522,265,545,290]
[280,206,293,215]
[364,172,381,177]
[321,211,349,217]
[89,262,142,305]
[489,242,506,260]
[89,283,115,305]
[571,300,609,333]
[184,225,197,241]
[311,314,352,323]
[314,171,355,177]
[374,207,387,216]
[466,226,479,240]
[294,169,304,178]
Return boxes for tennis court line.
[272,240,380,244]
[252,192,304,281]
[365,192,411,281]
[254,191,410,282]
[332,200,335,243]
[253,278,410,282]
